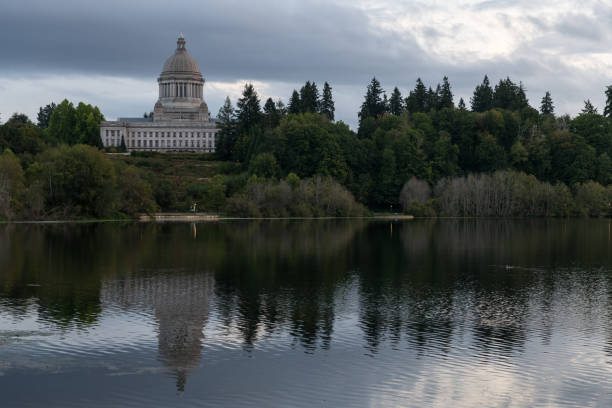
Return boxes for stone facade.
[100,35,219,152]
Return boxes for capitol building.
[100,35,219,152]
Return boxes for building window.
[179,132,182,137]
[173,132,176,137]
[155,140,159,147]
[173,140,176,147]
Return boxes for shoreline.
[1,213,415,224]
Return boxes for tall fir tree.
[263,97,281,128]
[215,96,236,160]
[358,77,386,123]
[389,87,404,115]
[540,91,554,115]
[458,98,467,110]
[319,82,335,121]
[406,78,428,113]
[438,76,454,109]
[470,75,494,112]
[581,100,598,115]
[604,85,612,118]
[426,85,440,112]
[236,83,262,133]
[37,102,56,128]
[275,99,287,116]
[299,81,319,113]
[288,90,301,114]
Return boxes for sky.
[1,0,612,129]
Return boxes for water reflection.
[101,274,213,391]
[1,220,612,407]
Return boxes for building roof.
[161,36,202,77]
[117,117,153,122]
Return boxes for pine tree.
[604,85,612,118]
[215,96,236,160]
[406,78,428,113]
[470,75,493,112]
[319,82,335,121]
[389,87,403,115]
[458,98,466,110]
[37,102,56,128]
[120,136,127,152]
[438,76,454,109]
[426,85,440,112]
[581,100,598,115]
[263,97,280,128]
[300,81,319,113]
[236,83,262,133]
[358,77,386,123]
[288,90,301,114]
[275,99,287,116]
[540,91,554,115]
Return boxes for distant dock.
[139,213,219,222]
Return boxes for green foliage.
[215,96,236,161]
[406,78,428,113]
[471,75,493,112]
[320,82,335,121]
[389,87,403,116]
[249,152,280,178]
[540,91,554,115]
[226,176,366,218]
[0,149,25,219]
[37,102,56,128]
[47,99,104,147]
[359,77,386,124]
[300,81,319,113]
[7,113,32,126]
[205,174,227,211]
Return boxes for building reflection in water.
[101,273,214,391]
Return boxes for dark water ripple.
[2,220,612,407]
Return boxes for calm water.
[1,220,612,407]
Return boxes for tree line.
[214,76,612,214]
[4,73,612,219]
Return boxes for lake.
[1,220,612,407]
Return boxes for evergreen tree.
[120,136,127,152]
[406,78,428,113]
[438,76,454,109]
[215,96,237,160]
[389,87,404,115]
[37,102,56,128]
[492,77,529,110]
[275,99,287,116]
[299,81,319,113]
[471,75,493,112]
[319,82,335,121]
[540,91,554,115]
[458,98,466,110]
[236,83,262,133]
[604,85,612,118]
[6,113,32,125]
[288,90,301,114]
[426,85,440,112]
[581,100,598,115]
[263,97,281,128]
[358,77,386,123]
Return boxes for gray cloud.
[1,0,611,128]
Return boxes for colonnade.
[160,82,203,98]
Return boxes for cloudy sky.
[1,0,612,129]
